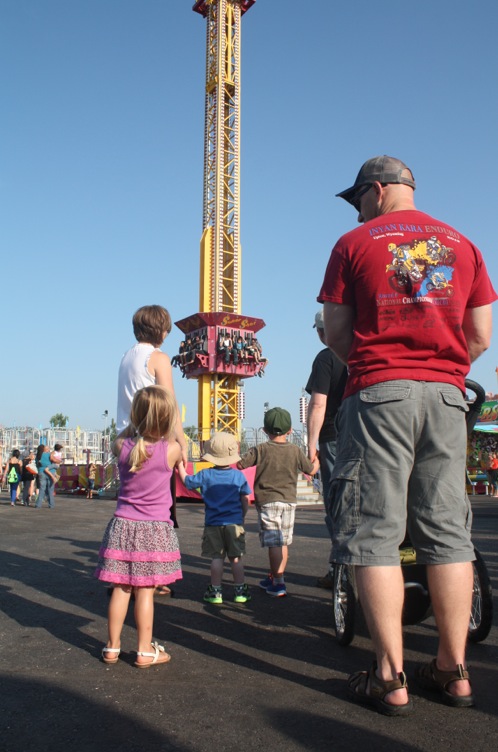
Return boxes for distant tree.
[103,418,117,442]
[50,413,69,428]
[184,425,198,440]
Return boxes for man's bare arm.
[462,304,492,362]
[323,302,354,364]
[307,392,327,461]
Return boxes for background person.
[34,444,57,509]
[21,451,37,506]
[116,304,187,464]
[116,304,187,596]
[86,462,97,499]
[479,448,498,496]
[318,155,496,714]
[305,309,347,588]
[51,444,63,483]
[3,449,22,506]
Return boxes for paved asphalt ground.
[0,491,497,752]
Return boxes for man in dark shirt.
[306,310,347,587]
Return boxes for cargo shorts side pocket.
[329,458,362,535]
[438,388,469,413]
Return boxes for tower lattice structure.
[175,0,264,442]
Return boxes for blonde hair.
[128,386,177,472]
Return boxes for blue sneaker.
[259,574,273,590]
[266,582,287,597]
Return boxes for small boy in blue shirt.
[178,432,251,604]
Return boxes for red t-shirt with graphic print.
[318,210,497,399]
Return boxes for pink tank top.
[115,438,173,522]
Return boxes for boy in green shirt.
[238,407,319,596]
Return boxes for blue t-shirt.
[183,467,251,526]
[37,452,56,475]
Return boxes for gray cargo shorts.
[330,380,474,566]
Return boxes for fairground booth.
[467,397,498,495]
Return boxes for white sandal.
[134,641,171,669]
[102,647,120,664]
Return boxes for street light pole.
[102,410,109,464]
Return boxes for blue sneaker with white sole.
[266,582,287,597]
[259,574,273,590]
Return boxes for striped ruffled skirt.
[94,516,182,587]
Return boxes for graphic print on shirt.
[386,236,456,297]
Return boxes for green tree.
[184,425,198,440]
[104,418,117,442]
[239,429,249,455]
[50,413,69,428]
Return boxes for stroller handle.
[464,378,486,436]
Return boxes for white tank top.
[116,343,157,432]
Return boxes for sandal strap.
[428,659,470,690]
[368,662,408,700]
[136,642,165,663]
[102,648,120,655]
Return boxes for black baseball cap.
[336,156,416,207]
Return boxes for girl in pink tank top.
[95,386,182,668]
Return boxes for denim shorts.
[255,502,296,547]
[330,381,474,566]
[202,525,246,559]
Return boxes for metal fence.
[1,425,306,465]
[0,426,107,465]
[187,427,306,460]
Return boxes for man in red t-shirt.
[318,156,496,715]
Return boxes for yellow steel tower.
[176,0,264,443]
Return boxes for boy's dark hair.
[132,305,172,347]
[54,444,63,451]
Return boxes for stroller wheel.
[332,563,357,646]
[468,548,493,643]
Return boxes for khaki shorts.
[202,525,246,559]
[330,380,474,566]
[255,502,296,547]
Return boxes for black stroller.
[332,379,494,646]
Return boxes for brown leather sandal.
[415,659,474,707]
[347,662,413,716]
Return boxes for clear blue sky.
[2,0,497,431]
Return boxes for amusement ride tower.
[175,0,265,442]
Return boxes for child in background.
[39,444,63,485]
[178,432,251,604]
[95,386,182,668]
[86,462,97,499]
[238,407,319,597]
[116,304,187,463]
[50,444,63,484]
